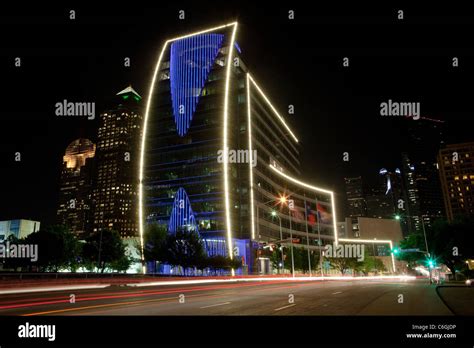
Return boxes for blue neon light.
[170,33,224,137]
[234,41,242,54]
[168,187,200,235]
[167,187,230,257]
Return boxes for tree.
[109,250,133,273]
[143,223,168,272]
[326,257,353,275]
[397,233,426,268]
[270,245,284,272]
[82,229,128,273]
[228,256,243,270]
[428,217,474,278]
[164,228,206,275]
[207,255,227,275]
[24,225,81,272]
[292,247,304,271]
[300,249,319,274]
[206,255,241,275]
[354,251,387,275]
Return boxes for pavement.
[436,285,474,315]
[0,278,467,316]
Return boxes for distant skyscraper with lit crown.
[57,138,96,236]
[92,86,143,238]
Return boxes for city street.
[0,278,468,316]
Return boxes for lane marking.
[1,280,292,311]
[274,304,296,311]
[200,302,231,309]
[21,279,384,316]
[22,293,221,316]
[5,280,317,313]
[22,297,176,316]
[332,291,343,295]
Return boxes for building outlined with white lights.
[139,23,339,274]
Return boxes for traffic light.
[392,247,400,255]
[395,215,401,220]
[428,259,435,268]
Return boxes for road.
[0,278,467,316]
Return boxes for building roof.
[116,85,142,99]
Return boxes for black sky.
[1,2,474,225]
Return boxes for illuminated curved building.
[140,23,338,274]
[57,138,96,236]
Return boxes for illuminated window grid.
[246,73,300,242]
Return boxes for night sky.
[1,3,474,225]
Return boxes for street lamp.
[279,197,295,278]
[279,195,288,204]
[372,239,377,275]
[271,210,284,274]
[258,193,296,278]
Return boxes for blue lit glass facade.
[144,26,252,274]
[168,187,199,234]
[170,34,224,137]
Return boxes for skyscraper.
[57,138,96,236]
[344,176,367,223]
[365,187,395,220]
[438,142,474,221]
[400,118,445,232]
[92,86,143,238]
[140,23,338,274]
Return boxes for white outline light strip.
[139,22,239,274]
[248,74,299,143]
[269,164,338,245]
[247,73,256,240]
[167,23,236,43]
[339,238,397,273]
[138,41,169,273]
[223,23,239,269]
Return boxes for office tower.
[400,118,446,232]
[438,142,474,221]
[92,86,143,238]
[140,23,338,274]
[366,187,395,219]
[57,138,95,236]
[344,176,367,223]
